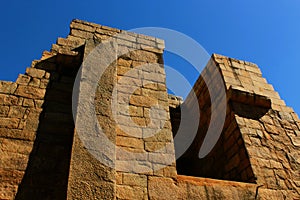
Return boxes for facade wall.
[0,19,299,199]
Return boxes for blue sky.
[0,1,299,115]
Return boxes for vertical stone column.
[67,33,120,200]
[66,20,177,199]
[114,36,177,199]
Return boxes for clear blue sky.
[0,1,299,115]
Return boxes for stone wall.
[0,19,299,199]
[213,54,300,198]
[0,69,48,199]
[176,62,256,183]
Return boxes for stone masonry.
[0,19,299,199]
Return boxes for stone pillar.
[66,19,177,199]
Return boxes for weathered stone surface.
[0,94,19,105]
[130,50,159,63]
[122,173,147,187]
[25,68,45,79]
[116,185,146,200]
[15,85,46,99]
[0,106,9,117]
[0,118,19,129]
[57,37,85,48]
[8,106,27,118]
[0,20,299,200]
[148,177,179,200]
[23,98,35,107]
[0,151,29,171]
[116,136,144,149]
[0,182,18,200]
[70,22,97,33]
[16,74,31,85]
[0,138,33,155]
[130,95,158,107]
[0,81,17,94]
[70,29,94,39]
[0,128,35,141]
[28,77,41,87]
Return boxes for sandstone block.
[142,71,165,83]
[70,21,96,32]
[131,117,147,126]
[258,188,284,199]
[15,85,46,99]
[245,64,262,75]
[0,182,18,200]
[138,34,156,42]
[118,58,132,68]
[40,50,55,60]
[137,37,156,47]
[16,74,31,85]
[117,84,141,95]
[122,173,147,187]
[57,37,85,48]
[0,151,29,171]
[148,152,175,165]
[1,138,33,155]
[34,100,44,108]
[23,98,35,107]
[145,142,167,152]
[162,166,177,178]
[8,106,27,118]
[0,82,17,94]
[25,68,45,79]
[117,66,131,76]
[0,94,18,106]
[0,106,9,117]
[140,45,164,54]
[40,78,49,89]
[115,33,137,43]
[116,185,146,200]
[0,128,35,141]
[128,106,144,117]
[0,169,25,185]
[28,78,41,87]
[116,126,143,138]
[264,123,283,135]
[148,177,178,200]
[142,88,167,101]
[116,147,147,162]
[23,109,42,131]
[71,29,94,39]
[130,95,158,107]
[130,50,158,63]
[131,61,146,68]
[116,136,144,149]
[116,172,123,184]
[143,128,173,142]
[0,118,19,129]
[99,25,120,33]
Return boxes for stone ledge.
[177,175,257,187]
[69,19,165,52]
[227,85,272,109]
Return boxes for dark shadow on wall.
[171,75,270,183]
[15,47,84,199]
